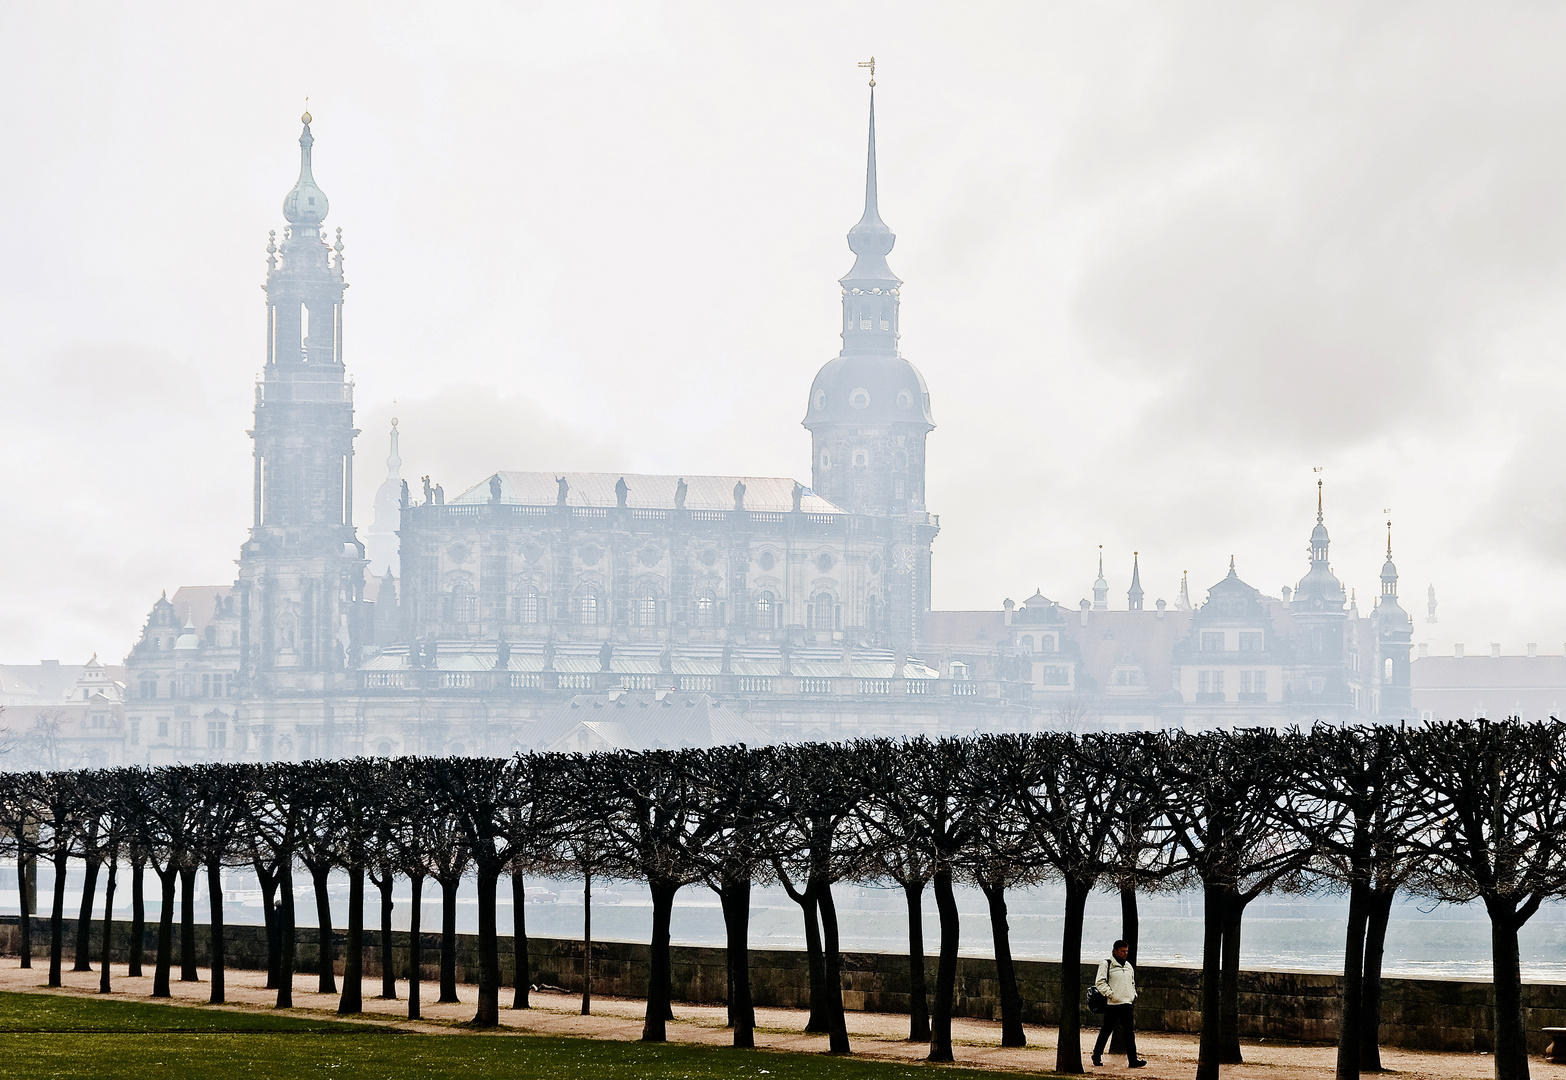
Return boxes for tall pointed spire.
[1093,546,1109,610]
[1381,520,1399,598]
[1128,552,1144,611]
[1177,570,1192,610]
[843,89,899,288]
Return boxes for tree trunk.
[179,864,199,982]
[982,879,1026,1048]
[255,859,279,989]
[1195,880,1225,1080]
[98,858,117,994]
[929,867,960,1063]
[339,860,364,1015]
[1486,898,1531,1080]
[152,868,176,998]
[817,877,852,1054]
[721,879,755,1047]
[1219,886,1246,1063]
[17,852,32,970]
[407,874,423,1020]
[312,862,336,994]
[1360,887,1395,1072]
[377,872,396,999]
[48,849,67,988]
[438,876,459,1003]
[207,860,225,1004]
[641,878,679,1042]
[1056,875,1090,1072]
[472,863,500,1027]
[781,874,829,1032]
[127,855,144,977]
[511,866,529,1009]
[74,855,100,971]
[581,867,593,1015]
[276,858,296,1009]
[1111,884,1140,1055]
[1336,878,1370,1080]
[904,880,931,1042]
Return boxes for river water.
[9,864,1565,981]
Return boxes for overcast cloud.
[3,2,1565,662]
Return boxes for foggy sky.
[3,2,1565,663]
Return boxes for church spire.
[842,88,901,296]
[282,110,329,229]
[386,418,401,481]
[1093,546,1109,610]
[1381,520,1398,598]
[1128,552,1144,611]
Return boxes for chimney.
[1455,644,1465,658]
[1281,586,1292,604]
[1003,598,1014,626]
[1491,643,1501,659]
[1156,598,1166,619]
[1528,643,1538,658]
[1079,598,1090,627]
[1418,642,1429,658]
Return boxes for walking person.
[1093,939,1146,1068]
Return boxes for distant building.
[0,656,126,769]
[115,98,1424,764]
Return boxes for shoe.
[1129,1060,1148,1068]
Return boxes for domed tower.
[803,89,934,517]
[1290,481,1350,710]
[1372,521,1413,717]
[237,112,367,697]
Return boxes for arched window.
[513,586,541,624]
[1384,657,1394,680]
[755,591,776,630]
[632,592,659,628]
[1040,634,1057,653]
[812,592,836,631]
[1020,636,1034,653]
[694,594,718,629]
[446,584,476,623]
[577,586,599,625]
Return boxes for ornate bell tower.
[238,112,366,697]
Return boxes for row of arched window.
[439,583,879,633]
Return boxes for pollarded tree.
[36,770,91,988]
[404,758,473,1006]
[132,766,204,999]
[429,754,552,1027]
[596,748,716,1043]
[247,762,305,1008]
[875,737,984,1064]
[772,740,877,1055]
[331,758,388,1016]
[1154,728,1312,1080]
[849,789,935,1043]
[686,743,783,1048]
[1401,719,1566,1080]
[554,750,623,1018]
[293,762,346,996]
[86,769,133,994]
[508,751,572,1013]
[0,772,42,970]
[1283,724,1424,1080]
[190,763,252,1005]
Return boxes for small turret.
[282,111,330,226]
[1128,552,1144,611]
[1093,547,1109,610]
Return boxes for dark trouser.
[1094,1003,1138,1063]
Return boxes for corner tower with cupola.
[237,112,367,703]
[803,82,939,646]
[1289,481,1351,708]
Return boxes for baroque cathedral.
[118,95,1414,765]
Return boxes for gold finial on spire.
[858,57,876,87]
[302,96,312,125]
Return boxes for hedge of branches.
[3,719,1564,1080]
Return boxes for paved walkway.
[0,961,1512,1079]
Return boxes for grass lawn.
[0,991,1042,1079]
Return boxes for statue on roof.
[615,477,629,508]
[792,482,804,513]
[599,640,614,672]
[674,478,687,510]
[422,476,433,504]
[434,484,444,505]
[489,474,502,504]
[399,479,410,509]
[733,480,747,511]
[556,476,569,506]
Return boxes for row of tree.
[2,720,1563,1080]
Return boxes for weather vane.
[859,57,875,87]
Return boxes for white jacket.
[1094,956,1136,1005]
